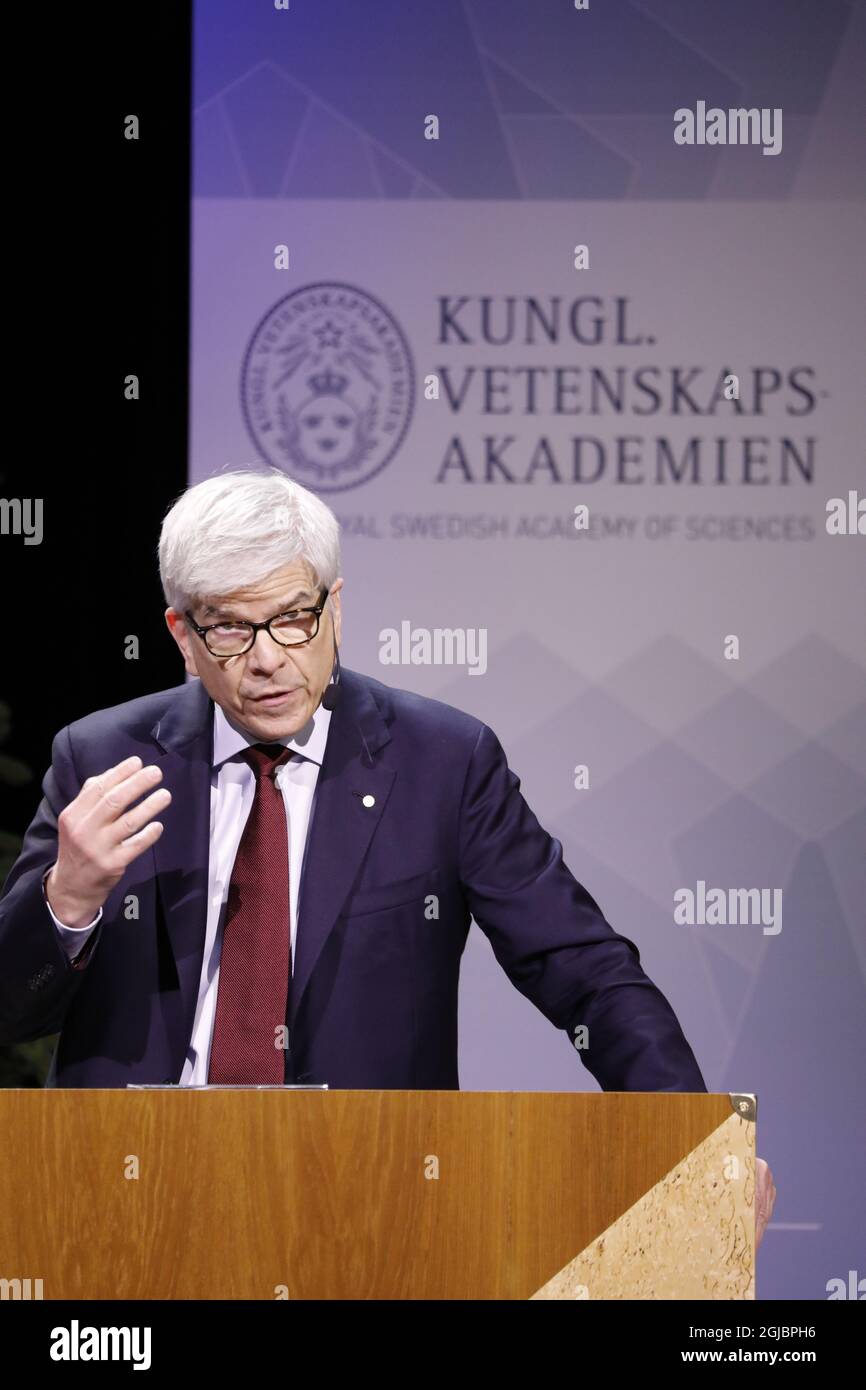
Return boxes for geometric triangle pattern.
[444,632,866,1301]
[193,0,865,200]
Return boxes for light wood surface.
[0,1089,751,1299]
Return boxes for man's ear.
[328,578,344,647]
[165,608,198,678]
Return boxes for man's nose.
[247,629,291,670]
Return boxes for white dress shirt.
[44,695,333,1084]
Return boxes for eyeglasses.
[185,588,329,657]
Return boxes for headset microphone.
[321,641,342,711]
[321,642,373,766]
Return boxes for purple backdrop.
[189,0,866,1300]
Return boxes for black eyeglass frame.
[184,587,330,657]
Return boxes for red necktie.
[208,743,294,1084]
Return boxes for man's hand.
[755,1157,776,1249]
[45,755,172,927]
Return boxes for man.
[0,469,774,1237]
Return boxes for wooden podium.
[0,1089,756,1300]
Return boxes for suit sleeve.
[41,866,103,954]
[456,722,707,1093]
[0,724,104,1045]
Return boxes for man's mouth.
[248,688,300,705]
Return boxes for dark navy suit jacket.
[0,667,707,1092]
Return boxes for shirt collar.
[212,694,333,770]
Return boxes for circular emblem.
[241,282,415,493]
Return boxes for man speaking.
[0,468,707,1095]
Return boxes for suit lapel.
[149,678,213,1074]
[290,668,394,1029]
[147,670,394,1064]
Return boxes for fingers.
[754,1159,777,1249]
[109,786,173,849]
[117,816,167,865]
[80,758,168,828]
[79,755,145,805]
[53,756,173,909]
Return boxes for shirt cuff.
[42,867,103,958]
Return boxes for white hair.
[158,468,342,613]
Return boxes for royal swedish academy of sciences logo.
[240,283,415,493]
